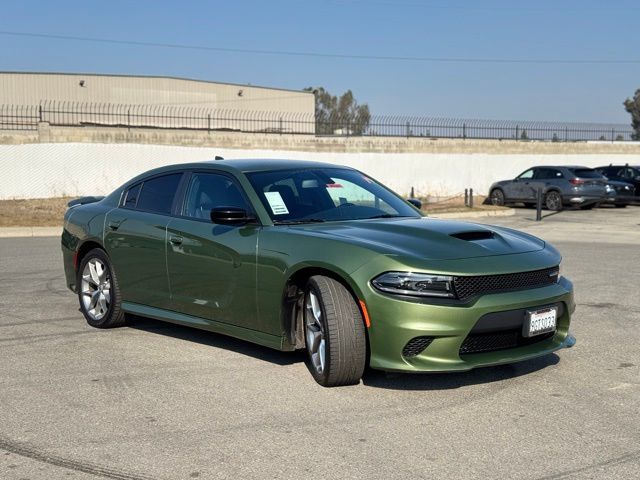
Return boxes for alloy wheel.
[545,192,562,211]
[305,290,326,374]
[81,258,111,320]
[490,189,505,206]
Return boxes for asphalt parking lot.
[1,207,639,480]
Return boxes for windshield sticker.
[326,183,343,188]
[264,191,290,215]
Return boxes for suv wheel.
[490,189,505,206]
[544,191,563,211]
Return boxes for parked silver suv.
[489,166,608,211]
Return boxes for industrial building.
[0,71,313,113]
[0,71,315,132]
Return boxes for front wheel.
[304,276,366,387]
[544,191,563,211]
[489,188,505,206]
[77,248,126,328]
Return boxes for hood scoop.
[450,230,495,241]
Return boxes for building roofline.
[0,70,314,96]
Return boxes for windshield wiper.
[273,218,326,225]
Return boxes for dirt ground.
[0,195,505,227]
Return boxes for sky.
[0,0,638,124]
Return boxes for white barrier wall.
[1,143,639,199]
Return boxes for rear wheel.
[489,188,505,206]
[304,276,366,387]
[544,191,563,211]
[77,248,126,328]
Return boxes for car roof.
[528,165,589,170]
[147,158,348,176]
[206,158,346,173]
[595,164,640,169]
[123,159,353,186]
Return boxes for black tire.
[303,276,366,387]
[615,204,627,208]
[489,188,505,206]
[544,191,563,211]
[77,248,126,328]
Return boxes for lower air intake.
[459,330,555,355]
[402,336,434,357]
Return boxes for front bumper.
[364,276,575,373]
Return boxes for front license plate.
[524,307,557,337]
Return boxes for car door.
[104,172,183,310]
[507,168,535,200]
[166,171,260,329]
[532,167,563,199]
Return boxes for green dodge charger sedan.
[62,159,576,387]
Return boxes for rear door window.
[135,173,183,215]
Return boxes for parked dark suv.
[489,166,607,211]
[594,164,640,198]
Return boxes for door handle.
[107,220,121,230]
[169,235,183,245]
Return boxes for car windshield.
[246,167,421,224]
[569,168,603,179]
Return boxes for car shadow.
[127,315,560,390]
[127,315,305,367]
[361,354,560,391]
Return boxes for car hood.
[289,217,545,260]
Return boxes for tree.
[304,87,371,135]
[624,89,640,140]
[551,133,560,142]
[520,129,529,140]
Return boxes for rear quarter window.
[123,183,142,208]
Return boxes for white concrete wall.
[1,143,639,199]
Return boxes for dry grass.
[421,194,506,214]
[0,197,72,227]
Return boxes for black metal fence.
[0,101,635,142]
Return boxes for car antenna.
[214,156,224,160]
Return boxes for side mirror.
[407,198,422,209]
[210,207,255,225]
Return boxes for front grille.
[453,267,559,301]
[459,330,555,355]
[402,336,434,357]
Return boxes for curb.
[0,226,62,238]
[428,208,516,219]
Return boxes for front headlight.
[372,272,455,298]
